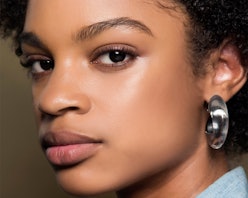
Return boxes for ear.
[203,41,247,102]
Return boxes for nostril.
[56,106,81,115]
[67,106,80,111]
[40,111,56,121]
[39,106,82,121]
[37,90,92,117]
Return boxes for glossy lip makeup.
[40,132,102,167]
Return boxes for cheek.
[32,86,41,124]
[85,58,205,184]
[100,57,202,145]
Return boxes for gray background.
[0,39,247,198]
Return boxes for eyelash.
[90,44,138,71]
[19,44,138,79]
[20,55,54,80]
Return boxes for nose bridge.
[37,59,91,116]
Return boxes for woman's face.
[21,0,210,196]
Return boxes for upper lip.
[40,131,102,150]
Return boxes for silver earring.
[205,95,229,149]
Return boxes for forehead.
[23,0,188,56]
[24,0,184,29]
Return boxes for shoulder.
[197,166,248,198]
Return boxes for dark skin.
[0,0,248,154]
[0,0,248,197]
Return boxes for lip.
[40,132,102,167]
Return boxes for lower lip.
[45,143,100,166]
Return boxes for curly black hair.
[1,0,248,154]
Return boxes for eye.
[91,45,138,71]
[20,56,54,79]
[99,50,130,64]
[29,60,54,73]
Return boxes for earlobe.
[204,41,247,101]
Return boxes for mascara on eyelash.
[90,44,138,61]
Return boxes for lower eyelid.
[91,55,137,73]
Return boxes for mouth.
[41,132,102,167]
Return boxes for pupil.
[41,60,54,70]
[109,51,126,62]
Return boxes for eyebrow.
[18,17,153,50]
[18,32,49,52]
[74,17,154,41]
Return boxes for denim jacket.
[197,166,248,198]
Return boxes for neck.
[117,147,228,198]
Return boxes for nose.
[35,63,91,118]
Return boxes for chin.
[54,166,120,197]
[57,178,113,197]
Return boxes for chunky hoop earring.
[205,95,229,149]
